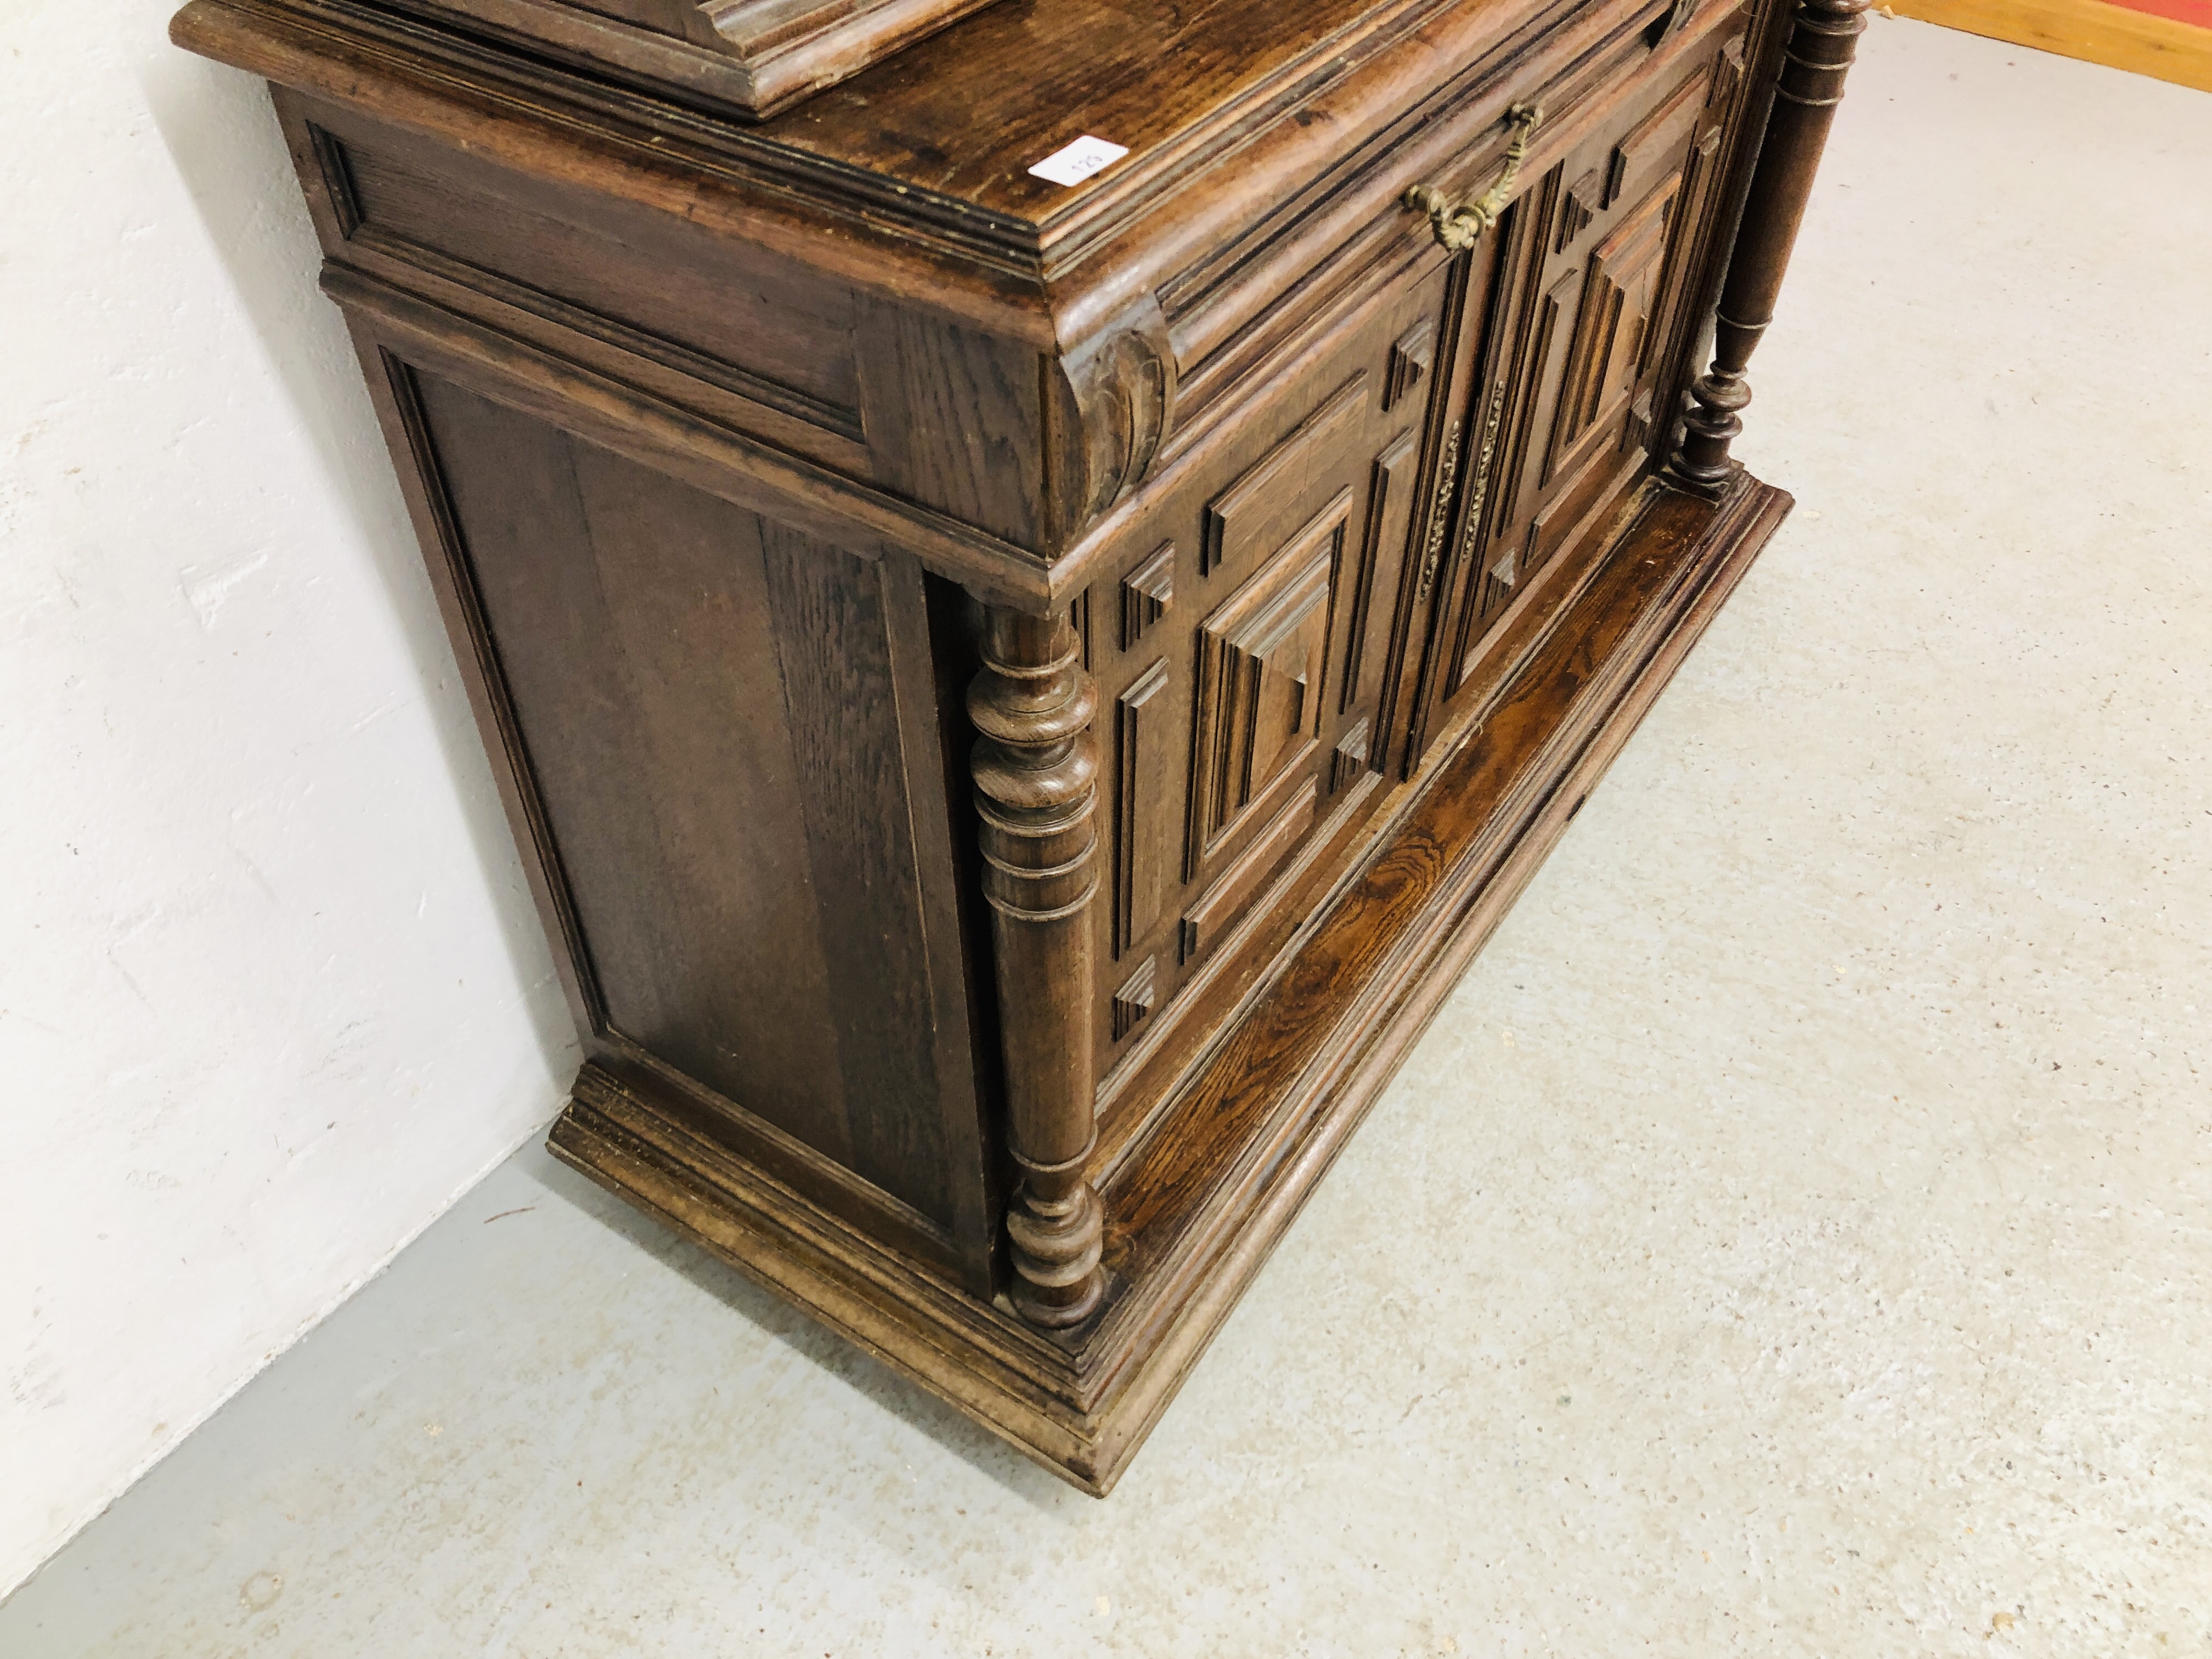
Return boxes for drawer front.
[1404,11,1756,757]
[281,96,868,454]
[278,94,1053,551]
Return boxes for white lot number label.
[1027,135,1130,188]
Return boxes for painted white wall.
[1,0,579,1594]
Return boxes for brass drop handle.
[1404,103,1544,250]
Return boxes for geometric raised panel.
[1712,32,1748,114]
[1442,50,1733,736]
[168,0,1835,1500]
[1120,541,1175,650]
[1342,431,1421,716]
[1384,318,1436,412]
[1604,63,1710,209]
[1200,374,1367,575]
[1111,956,1158,1042]
[1190,488,1351,867]
[1626,385,1656,454]
[1543,176,1680,489]
[1114,658,1177,956]
[1330,716,1372,795]
[1180,780,1319,964]
[1493,265,1581,544]
[1559,166,1600,250]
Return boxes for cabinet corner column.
[967,603,1108,1330]
[1672,0,1872,491]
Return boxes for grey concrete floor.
[7,19,2210,1657]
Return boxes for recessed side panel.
[403,368,974,1236]
[298,101,864,442]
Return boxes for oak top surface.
[749,0,1480,224]
[172,0,1575,295]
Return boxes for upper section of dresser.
[176,0,1744,290]
[172,0,1770,591]
[368,0,1009,119]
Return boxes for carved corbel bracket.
[1048,291,1178,546]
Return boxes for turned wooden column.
[1672,0,1871,490]
[968,605,1108,1329]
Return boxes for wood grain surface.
[551,471,1796,1492]
[1889,0,2212,89]
[171,0,1854,1492]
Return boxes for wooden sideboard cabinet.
[174,0,1867,1492]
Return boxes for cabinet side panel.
[754,521,962,1224]
[409,369,962,1228]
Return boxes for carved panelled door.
[1090,247,1504,1081]
[1398,31,1750,768]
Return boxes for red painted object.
[2106,0,2211,27]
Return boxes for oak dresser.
[173,0,1867,1493]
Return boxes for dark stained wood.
[967,608,1109,1328]
[856,298,1047,550]
[1084,256,1455,1092]
[374,0,1007,119]
[1110,956,1159,1043]
[1396,25,1749,772]
[1382,317,1435,412]
[1180,780,1321,964]
[758,522,968,1220]
[174,0,1857,1494]
[172,0,1731,304]
[549,471,1795,1494]
[1112,659,1176,958]
[1345,430,1421,716]
[1330,718,1374,796]
[298,97,865,431]
[170,0,1757,585]
[1117,543,1175,651]
[320,259,1049,606]
[1674,0,1872,491]
[410,374,839,1149]
[1108,479,1773,1268]
[1199,376,1368,578]
[1190,492,1349,866]
[399,369,985,1245]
